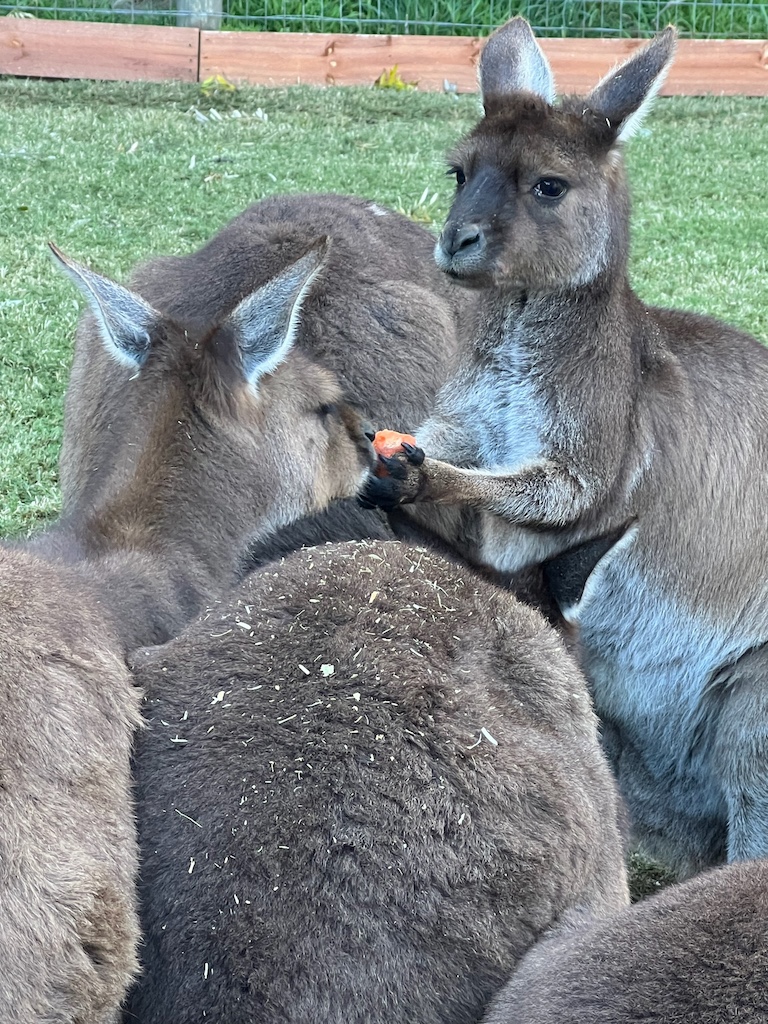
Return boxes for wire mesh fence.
[2,0,766,37]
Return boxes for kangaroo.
[57,193,470,571]
[1,241,372,1023]
[361,18,768,877]
[124,539,629,1024]
[482,858,768,1024]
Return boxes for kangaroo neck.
[84,545,222,653]
[25,508,239,653]
[488,269,632,357]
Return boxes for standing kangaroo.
[1,241,372,1023]
[482,858,768,1024]
[124,539,629,1024]
[363,19,768,876]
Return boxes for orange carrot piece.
[372,430,418,477]
[372,429,418,459]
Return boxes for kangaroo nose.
[456,224,483,251]
[362,421,376,443]
[441,223,485,260]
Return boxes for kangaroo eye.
[317,403,338,419]
[533,178,568,202]
[448,166,466,187]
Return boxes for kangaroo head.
[435,18,677,292]
[51,242,374,552]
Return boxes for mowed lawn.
[0,78,766,539]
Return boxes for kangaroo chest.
[421,309,592,572]
[478,354,549,468]
[431,305,554,470]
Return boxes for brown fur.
[58,193,470,569]
[484,859,768,1023]
[1,241,373,1022]
[124,539,628,1023]
[362,21,768,875]
[0,550,141,1024]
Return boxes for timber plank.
[665,39,768,95]
[535,37,768,95]
[0,17,199,82]
[0,19,765,95]
[200,30,768,96]
[199,30,482,90]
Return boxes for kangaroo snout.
[341,405,378,475]
[362,421,376,444]
[436,222,487,273]
[447,223,486,257]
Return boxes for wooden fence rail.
[1,17,768,94]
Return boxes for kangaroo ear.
[479,17,556,110]
[587,26,677,142]
[227,240,329,389]
[50,243,161,369]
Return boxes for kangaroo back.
[0,549,142,1024]
[483,859,768,1024]
[125,540,628,1023]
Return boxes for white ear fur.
[49,243,160,369]
[227,242,329,389]
[479,17,556,107]
[612,71,667,143]
[587,26,677,142]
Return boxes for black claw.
[401,442,425,466]
[378,454,408,480]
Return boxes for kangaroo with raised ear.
[362,19,768,876]
[123,539,629,1024]
[481,858,768,1024]
[1,242,373,1023]
[57,194,471,571]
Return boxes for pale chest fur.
[418,304,590,572]
[419,304,552,471]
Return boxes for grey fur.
[483,858,768,1023]
[0,245,372,1022]
[362,21,768,876]
[50,243,159,367]
[58,193,470,571]
[478,16,556,107]
[124,539,629,1023]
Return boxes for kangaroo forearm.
[419,458,592,528]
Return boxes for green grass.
[627,851,677,902]
[0,79,766,540]
[216,0,768,38]
[3,0,767,38]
